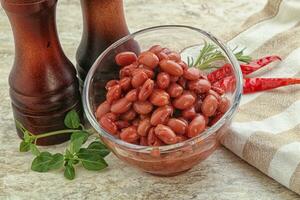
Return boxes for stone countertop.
[0,0,299,199]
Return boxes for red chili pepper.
[207,56,281,83]
[207,63,232,83]
[243,77,300,94]
[240,55,281,75]
[213,76,300,94]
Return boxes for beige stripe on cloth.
[242,125,300,174]
[219,0,300,195]
[222,0,282,41]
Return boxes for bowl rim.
[82,25,243,153]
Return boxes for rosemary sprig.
[188,42,252,69]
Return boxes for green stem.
[35,129,83,139]
[79,124,85,130]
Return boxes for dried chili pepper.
[243,77,300,94]
[240,55,281,75]
[207,56,281,83]
[213,76,300,94]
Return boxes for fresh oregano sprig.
[17,110,110,180]
[188,41,252,69]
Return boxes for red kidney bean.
[105,80,119,90]
[104,112,118,122]
[159,59,183,76]
[120,109,136,121]
[106,84,121,104]
[119,77,132,91]
[131,70,148,88]
[150,105,173,126]
[211,86,225,95]
[161,48,171,54]
[188,79,211,94]
[119,68,131,79]
[178,117,188,126]
[194,98,203,113]
[119,63,137,78]
[169,75,179,82]
[185,90,197,99]
[99,116,118,135]
[172,92,195,110]
[110,98,132,114]
[178,61,188,71]
[95,101,111,119]
[140,114,150,120]
[154,124,178,144]
[115,51,137,66]
[138,51,159,69]
[137,118,151,136]
[132,118,140,126]
[167,83,183,98]
[167,118,187,135]
[147,127,155,145]
[157,52,169,61]
[176,135,188,142]
[182,106,196,120]
[115,120,130,129]
[148,128,163,146]
[201,95,219,117]
[178,76,187,88]
[209,112,224,126]
[218,96,230,113]
[208,89,221,102]
[200,71,208,80]
[156,72,170,89]
[138,65,154,79]
[125,89,138,102]
[120,126,139,143]
[138,79,154,101]
[140,136,148,146]
[149,89,170,106]
[187,115,206,138]
[167,52,181,62]
[133,101,153,115]
[183,67,200,81]
[149,45,163,54]
[204,115,209,125]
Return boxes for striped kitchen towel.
[220,0,300,195]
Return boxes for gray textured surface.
[0,0,299,199]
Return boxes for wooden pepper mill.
[76,0,131,86]
[1,0,82,145]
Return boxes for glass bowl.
[83,25,242,176]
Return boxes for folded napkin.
[220,0,300,195]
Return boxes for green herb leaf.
[48,153,64,170]
[69,131,89,153]
[78,149,108,171]
[30,144,40,156]
[31,152,53,172]
[64,164,75,180]
[64,110,80,129]
[77,145,110,158]
[71,131,89,144]
[23,131,34,143]
[19,141,31,152]
[87,141,110,158]
[64,149,73,160]
[31,152,63,172]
